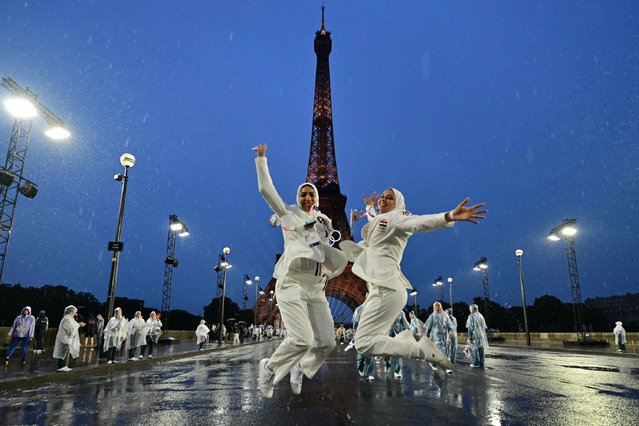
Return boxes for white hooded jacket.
[256,156,347,280]
[341,188,453,289]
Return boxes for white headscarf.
[387,187,406,212]
[296,182,320,210]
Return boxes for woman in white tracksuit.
[253,144,348,398]
[342,188,486,368]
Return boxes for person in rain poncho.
[103,308,128,364]
[351,301,375,380]
[466,304,489,368]
[4,306,36,366]
[424,302,453,357]
[253,144,348,399]
[126,311,147,360]
[141,311,162,358]
[53,305,84,372]
[196,320,210,350]
[445,308,458,366]
[613,321,627,353]
[34,310,49,353]
[408,311,423,340]
[335,324,347,345]
[384,311,411,379]
[96,314,105,351]
[340,189,486,371]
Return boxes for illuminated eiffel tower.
[256,6,367,325]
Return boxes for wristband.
[449,210,456,221]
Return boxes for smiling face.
[299,185,317,212]
[378,189,396,214]
[434,302,442,313]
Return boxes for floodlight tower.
[0,77,70,283]
[161,214,189,336]
[473,257,490,324]
[548,218,585,341]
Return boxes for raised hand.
[362,192,380,207]
[452,198,487,224]
[251,144,268,157]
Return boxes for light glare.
[44,126,70,140]
[4,98,37,118]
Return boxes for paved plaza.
[0,341,637,425]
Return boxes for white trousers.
[354,282,421,358]
[267,273,336,385]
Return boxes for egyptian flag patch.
[378,219,388,232]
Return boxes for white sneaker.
[129,358,137,361]
[139,355,143,359]
[290,363,303,395]
[393,372,403,379]
[57,366,71,372]
[470,364,478,368]
[258,358,274,398]
[366,375,375,381]
[358,368,365,377]
[107,360,113,365]
[147,355,153,358]
[418,337,454,370]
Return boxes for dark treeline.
[0,283,624,333]
[0,284,257,331]
[413,295,616,333]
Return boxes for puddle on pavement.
[561,365,620,372]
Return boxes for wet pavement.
[0,341,637,425]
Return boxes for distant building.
[585,293,639,329]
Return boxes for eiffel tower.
[256,6,367,325]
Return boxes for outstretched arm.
[252,144,288,217]
[446,198,487,224]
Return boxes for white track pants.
[267,273,336,385]
[354,282,421,358]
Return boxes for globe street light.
[447,277,454,312]
[515,249,531,347]
[409,290,418,313]
[106,153,136,320]
[214,247,232,344]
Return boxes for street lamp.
[252,276,260,326]
[105,153,136,320]
[432,276,444,302]
[0,77,71,284]
[473,257,490,324]
[214,247,231,344]
[447,277,454,312]
[515,249,531,346]
[548,218,585,341]
[161,214,189,338]
[409,290,418,313]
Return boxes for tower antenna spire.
[321,3,326,33]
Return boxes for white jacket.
[341,188,453,289]
[256,157,347,280]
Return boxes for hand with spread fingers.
[362,192,380,208]
[451,198,487,224]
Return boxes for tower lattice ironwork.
[256,6,368,325]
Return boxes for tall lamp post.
[105,153,136,320]
[252,276,260,326]
[214,247,231,344]
[515,249,531,346]
[242,274,251,309]
[409,290,418,313]
[447,277,454,311]
[548,218,585,341]
[0,77,71,284]
[432,276,444,302]
[161,214,189,338]
[473,257,490,324]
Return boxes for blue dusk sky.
[0,1,637,316]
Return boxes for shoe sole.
[419,338,454,370]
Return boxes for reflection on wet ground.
[0,342,636,425]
